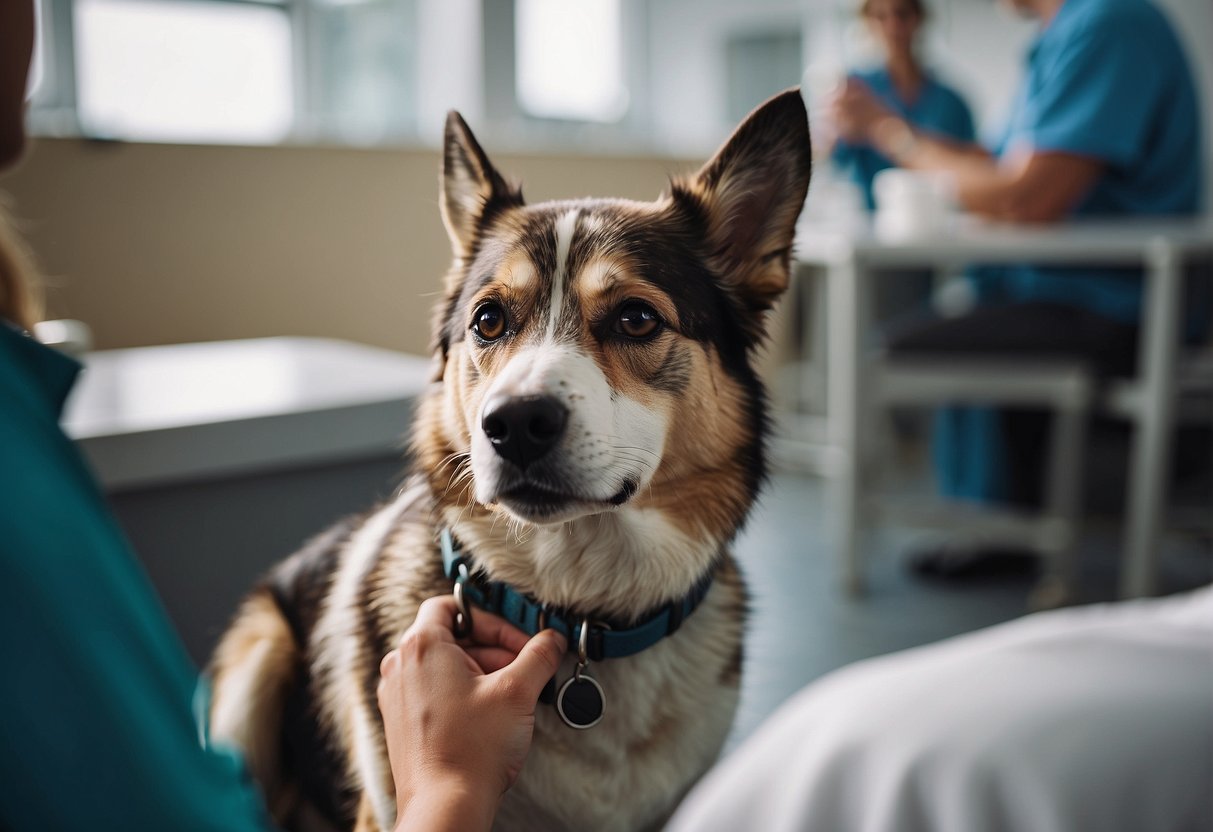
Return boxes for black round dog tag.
[555,674,605,729]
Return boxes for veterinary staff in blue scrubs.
[829,0,975,210]
[831,0,1202,543]
[0,1,561,828]
[0,6,279,825]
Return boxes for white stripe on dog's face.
[545,209,578,340]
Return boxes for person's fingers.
[379,647,400,679]
[495,629,567,702]
[465,607,532,654]
[411,594,533,653]
[411,594,462,636]
[465,646,521,674]
[376,668,387,705]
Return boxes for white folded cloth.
[668,585,1213,832]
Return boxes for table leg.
[827,255,867,595]
[797,263,824,412]
[1121,239,1181,598]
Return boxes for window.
[515,0,628,123]
[724,30,802,126]
[29,0,422,146]
[74,0,294,144]
[27,0,826,155]
[305,0,418,145]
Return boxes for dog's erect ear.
[672,88,811,336]
[441,111,522,258]
[433,112,522,381]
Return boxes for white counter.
[63,337,433,491]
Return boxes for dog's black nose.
[481,394,568,470]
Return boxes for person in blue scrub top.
[829,0,976,210]
[831,0,1203,573]
[0,1,564,828]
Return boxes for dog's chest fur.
[292,481,747,832]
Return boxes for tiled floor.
[726,471,1212,749]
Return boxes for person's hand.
[827,78,895,144]
[377,595,567,832]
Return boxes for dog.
[207,88,812,832]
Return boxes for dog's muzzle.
[481,394,568,471]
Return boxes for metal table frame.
[794,217,1213,598]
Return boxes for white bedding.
[668,586,1213,832]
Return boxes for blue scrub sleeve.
[1018,26,1156,167]
[0,354,274,829]
[954,96,976,143]
[830,138,860,166]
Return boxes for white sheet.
[668,586,1213,832]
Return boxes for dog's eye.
[613,302,662,340]
[472,303,507,341]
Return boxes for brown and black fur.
[208,88,812,832]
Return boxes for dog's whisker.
[440,461,474,498]
[606,442,662,463]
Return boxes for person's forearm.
[393,780,499,832]
[871,115,992,170]
[869,116,1026,218]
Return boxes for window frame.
[27,0,359,145]
[479,0,653,153]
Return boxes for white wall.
[414,0,483,145]
[646,0,808,155]
[928,3,1035,141]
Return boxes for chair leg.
[828,256,867,596]
[1121,241,1182,598]
[1032,394,1089,609]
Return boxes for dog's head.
[415,89,810,592]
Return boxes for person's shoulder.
[1060,0,1176,43]
[1056,0,1190,83]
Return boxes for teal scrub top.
[831,66,976,210]
[937,0,1204,504]
[0,322,272,830]
[989,0,1204,322]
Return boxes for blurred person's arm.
[836,18,1173,225]
[831,81,1102,222]
[817,77,865,165]
[871,117,1103,222]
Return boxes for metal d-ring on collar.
[574,617,590,681]
[452,561,473,638]
[556,616,606,730]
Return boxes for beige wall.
[3,138,699,355]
